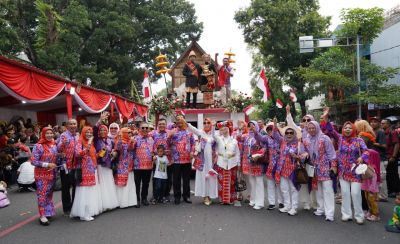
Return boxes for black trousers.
[134,169,152,203]
[387,158,400,194]
[172,163,191,200]
[164,165,173,197]
[60,170,76,213]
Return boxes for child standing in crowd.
[153,145,170,203]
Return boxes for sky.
[151,0,400,95]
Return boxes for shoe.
[80,216,94,222]
[325,217,334,222]
[267,204,276,210]
[150,199,157,205]
[183,198,192,204]
[233,200,242,207]
[63,211,71,217]
[366,215,380,222]
[39,217,50,226]
[134,204,140,208]
[364,211,371,218]
[356,219,364,225]
[141,200,149,206]
[313,210,325,216]
[204,197,211,206]
[253,205,263,210]
[278,203,284,209]
[288,209,297,216]
[341,217,352,222]
[28,187,36,192]
[174,198,181,205]
[165,196,171,203]
[279,207,290,213]
[303,205,311,210]
[249,201,255,207]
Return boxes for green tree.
[235,0,331,116]
[299,7,399,121]
[0,0,203,98]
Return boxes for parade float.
[152,41,249,129]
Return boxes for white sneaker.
[80,216,94,222]
[313,210,325,216]
[253,205,263,210]
[288,209,297,216]
[355,218,364,225]
[303,205,311,210]
[279,207,290,213]
[249,201,255,207]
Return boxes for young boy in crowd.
[385,194,400,233]
[153,145,170,203]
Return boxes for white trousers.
[339,179,364,221]
[378,160,388,200]
[249,175,264,207]
[280,177,298,210]
[266,178,282,205]
[316,180,335,219]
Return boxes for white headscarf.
[108,123,120,139]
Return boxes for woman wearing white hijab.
[108,123,120,140]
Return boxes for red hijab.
[80,126,97,164]
[342,121,357,139]
[38,127,55,146]
[217,120,234,135]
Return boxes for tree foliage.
[0,0,203,98]
[235,0,331,116]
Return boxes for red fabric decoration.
[136,105,148,117]
[74,86,112,113]
[115,97,135,118]
[0,60,65,102]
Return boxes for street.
[0,180,398,244]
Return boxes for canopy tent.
[0,56,147,125]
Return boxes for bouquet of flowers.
[223,92,253,113]
[149,96,173,116]
[171,95,186,109]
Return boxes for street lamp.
[299,36,362,119]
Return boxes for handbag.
[235,171,247,192]
[71,144,83,184]
[295,165,309,184]
[356,140,374,180]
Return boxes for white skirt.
[194,169,218,199]
[116,172,137,208]
[97,166,119,211]
[71,171,102,218]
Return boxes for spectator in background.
[369,117,388,202]
[26,128,39,144]
[17,159,35,192]
[25,118,33,129]
[381,119,400,198]
[0,128,15,149]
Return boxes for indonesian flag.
[276,99,284,108]
[142,70,151,103]
[244,104,256,115]
[257,68,271,102]
[289,88,297,102]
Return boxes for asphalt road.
[0,181,398,244]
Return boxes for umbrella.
[384,116,400,122]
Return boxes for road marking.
[0,202,62,238]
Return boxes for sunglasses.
[141,127,149,130]
[285,131,294,135]
[203,122,211,125]
[302,119,311,122]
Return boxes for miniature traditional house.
[168,40,245,129]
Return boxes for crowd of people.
[0,108,399,233]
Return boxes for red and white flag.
[289,88,297,102]
[243,104,256,115]
[276,99,284,108]
[257,68,270,102]
[142,70,151,103]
